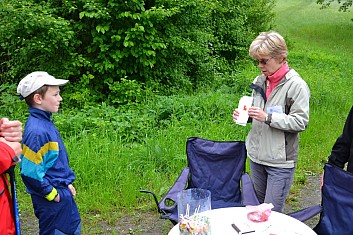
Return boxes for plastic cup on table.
[177,188,211,235]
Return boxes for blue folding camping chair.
[287,163,353,234]
[313,163,353,234]
[140,137,259,224]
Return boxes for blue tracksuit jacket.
[20,107,80,235]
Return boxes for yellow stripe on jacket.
[22,142,59,164]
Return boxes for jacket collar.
[29,107,52,121]
[267,62,290,83]
[250,68,294,102]
[254,68,293,88]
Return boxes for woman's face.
[255,56,285,77]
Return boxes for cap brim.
[44,79,69,86]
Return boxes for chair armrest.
[159,167,190,210]
[287,204,322,222]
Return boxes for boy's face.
[36,86,63,113]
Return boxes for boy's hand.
[0,118,22,142]
[53,193,60,202]
[68,184,76,196]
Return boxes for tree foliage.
[0,0,275,107]
[317,0,353,12]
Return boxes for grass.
[275,0,353,56]
[9,0,353,234]
[274,0,353,176]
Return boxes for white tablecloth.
[168,207,317,235]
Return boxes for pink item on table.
[246,203,274,222]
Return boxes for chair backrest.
[186,137,247,209]
[314,163,353,235]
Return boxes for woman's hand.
[232,108,240,122]
[248,107,267,122]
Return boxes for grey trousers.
[250,160,295,212]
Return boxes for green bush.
[0,1,83,81]
[0,0,274,107]
[0,83,28,121]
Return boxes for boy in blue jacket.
[17,71,81,235]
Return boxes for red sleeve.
[0,142,16,173]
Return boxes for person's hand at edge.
[0,137,22,163]
[0,118,22,142]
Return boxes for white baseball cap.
[17,71,69,98]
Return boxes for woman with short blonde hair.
[233,31,310,212]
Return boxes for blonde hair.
[249,31,288,60]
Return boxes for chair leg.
[140,190,163,214]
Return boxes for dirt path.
[19,175,321,234]
[284,174,322,229]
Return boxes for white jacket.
[246,69,310,168]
